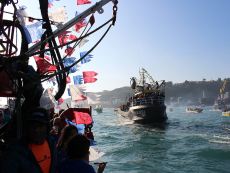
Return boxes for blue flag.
[80,51,93,64]
[63,57,80,74]
[23,21,46,44]
[73,75,83,85]
[67,88,71,96]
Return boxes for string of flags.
[17,1,101,107]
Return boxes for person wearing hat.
[2,107,57,173]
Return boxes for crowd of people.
[1,107,106,173]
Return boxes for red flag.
[77,0,91,5]
[73,19,87,32]
[69,34,77,40]
[58,97,64,105]
[74,111,92,125]
[58,31,71,48]
[34,56,56,74]
[83,77,97,84]
[83,71,98,78]
[66,76,71,84]
[65,47,75,57]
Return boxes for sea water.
[90,106,230,173]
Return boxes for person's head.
[66,134,90,160]
[56,124,78,150]
[0,110,3,122]
[27,107,51,145]
[4,108,10,115]
[53,117,62,132]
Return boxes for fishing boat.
[213,98,227,111]
[186,107,203,113]
[95,105,103,113]
[117,68,168,124]
[114,107,118,112]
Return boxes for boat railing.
[131,97,165,106]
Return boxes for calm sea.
[90,106,230,173]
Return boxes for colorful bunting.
[79,38,89,48]
[58,31,71,48]
[65,47,75,57]
[44,54,51,61]
[69,34,77,40]
[34,56,56,74]
[77,0,92,5]
[48,7,68,26]
[73,75,83,85]
[69,85,86,101]
[63,57,80,74]
[84,77,97,84]
[66,76,71,84]
[23,21,46,44]
[80,51,93,64]
[58,97,64,105]
[83,71,98,78]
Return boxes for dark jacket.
[1,134,57,173]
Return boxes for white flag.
[69,85,87,101]
[79,38,89,48]
[48,7,68,27]
[86,92,100,104]
[89,146,105,161]
[40,88,58,110]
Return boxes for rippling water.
[90,106,230,173]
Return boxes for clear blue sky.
[12,0,230,98]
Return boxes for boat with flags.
[186,107,203,113]
[95,104,103,113]
[0,0,118,163]
[117,68,168,124]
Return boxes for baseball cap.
[28,107,50,123]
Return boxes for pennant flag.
[23,21,46,44]
[74,111,92,125]
[63,57,80,73]
[69,34,77,40]
[16,6,28,27]
[67,88,71,96]
[40,88,58,110]
[77,0,91,5]
[86,92,100,104]
[83,71,98,78]
[69,85,87,101]
[84,77,97,84]
[79,38,89,48]
[73,19,87,32]
[73,75,83,85]
[58,31,71,48]
[66,76,71,84]
[34,56,56,74]
[89,146,105,161]
[80,51,93,64]
[58,97,64,105]
[48,7,68,26]
[65,47,75,57]
[65,116,85,134]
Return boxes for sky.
[2,0,230,99]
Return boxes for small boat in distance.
[95,104,103,113]
[186,107,203,113]
[222,111,230,116]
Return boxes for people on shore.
[58,134,106,173]
[1,107,57,173]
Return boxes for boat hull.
[117,105,167,124]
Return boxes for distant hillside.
[62,78,230,108]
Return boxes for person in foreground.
[56,124,78,166]
[58,134,106,173]
[1,107,57,173]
